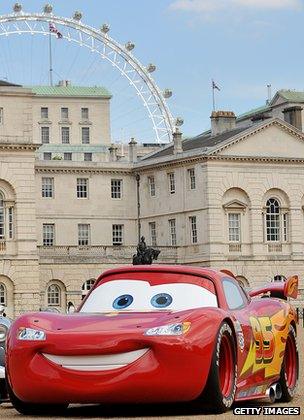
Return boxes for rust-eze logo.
[233,407,300,415]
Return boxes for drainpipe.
[135,173,141,242]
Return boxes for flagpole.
[212,79,215,111]
[49,32,53,86]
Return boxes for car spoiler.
[248,275,299,300]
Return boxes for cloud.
[169,0,302,14]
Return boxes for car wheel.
[278,324,298,402]
[199,321,237,413]
[6,379,68,415]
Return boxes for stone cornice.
[35,164,133,175]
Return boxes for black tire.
[199,321,237,413]
[0,378,8,403]
[278,324,299,402]
[6,378,68,415]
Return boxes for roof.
[142,126,249,160]
[274,89,304,102]
[0,80,21,87]
[237,104,271,121]
[30,85,111,98]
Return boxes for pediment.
[212,119,304,159]
[223,199,247,212]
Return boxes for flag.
[49,23,63,39]
[212,80,221,91]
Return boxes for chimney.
[211,111,236,136]
[173,129,183,154]
[128,138,137,163]
[108,144,118,162]
[283,106,303,131]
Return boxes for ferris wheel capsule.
[163,89,172,99]
[175,117,184,127]
[13,3,22,13]
[43,4,53,14]
[100,23,110,33]
[73,11,82,21]
[125,41,135,51]
[147,63,156,73]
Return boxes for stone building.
[0,80,304,317]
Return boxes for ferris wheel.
[0,3,184,143]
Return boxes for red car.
[6,265,299,414]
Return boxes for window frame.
[77,178,88,199]
[41,177,54,198]
[111,179,123,199]
[0,283,6,306]
[61,126,70,144]
[81,127,90,144]
[47,284,61,306]
[149,221,157,246]
[61,107,69,120]
[168,172,176,194]
[187,168,196,190]
[228,212,241,243]
[81,107,89,120]
[41,126,50,144]
[0,108,3,125]
[43,152,52,160]
[168,218,177,246]
[78,223,90,246]
[189,215,198,244]
[64,152,72,161]
[222,277,248,310]
[41,107,49,119]
[148,176,156,197]
[112,224,124,245]
[43,223,55,247]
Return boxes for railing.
[0,240,6,252]
[228,243,242,253]
[38,245,178,262]
[268,243,282,253]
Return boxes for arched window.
[266,198,280,241]
[0,192,4,241]
[265,198,289,242]
[0,283,6,306]
[47,284,61,306]
[273,275,286,282]
[82,279,95,298]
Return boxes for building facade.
[1,80,304,317]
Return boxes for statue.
[132,236,160,265]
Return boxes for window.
[283,213,289,242]
[84,153,92,162]
[61,127,70,144]
[169,219,177,246]
[0,108,3,125]
[149,222,157,246]
[82,278,95,297]
[47,284,60,306]
[78,224,90,246]
[188,168,196,190]
[41,126,50,144]
[41,107,48,119]
[43,152,52,160]
[273,275,286,282]
[265,198,282,241]
[77,178,88,198]
[43,224,55,246]
[168,173,175,194]
[81,107,89,120]
[223,278,247,310]
[112,224,123,245]
[64,152,72,161]
[0,283,6,305]
[189,216,198,244]
[0,193,4,240]
[42,177,54,198]
[148,176,156,197]
[111,179,122,199]
[228,213,241,242]
[8,207,13,239]
[82,127,90,144]
[61,107,69,120]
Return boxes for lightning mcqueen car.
[6,265,299,414]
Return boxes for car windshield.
[80,279,218,313]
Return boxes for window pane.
[111,179,122,199]
[82,127,90,144]
[64,152,72,161]
[149,222,157,246]
[84,153,92,161]
[42,177,54,198]
[266,198,280,241]
[81,108,89,120]
[148,176,156,197]
[8,207,13,239]
[0,283,6,305]
[61,127,70,144]
[41,107,48,119]
[188,168,196,190]
[223,279,246,309]
[112,224,123,245]
[168,173,175,194]
[77,178,88,198]
[43,224,54,246]
[47,284,60,306]
[41,127,50,144]
[0,193,4,240]
[228,213,241,242]
[0,108,3,125]
[43,152,52,160]
[169,219,176,246]
[189,216,198,244]
[61,107,69,119]
[78,224,90,246]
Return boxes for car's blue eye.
[113,294,134,309]
[151,293,173,308]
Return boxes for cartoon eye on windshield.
[112,294,133,310]
[151,293,172,308]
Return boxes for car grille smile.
[42,348,149,371]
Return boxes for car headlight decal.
[144,322,191,336]
[18,328,46,341]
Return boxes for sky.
[0,0,304,142]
